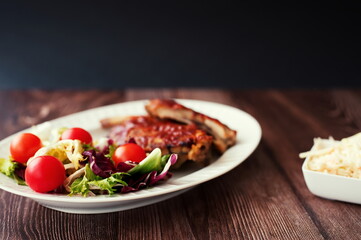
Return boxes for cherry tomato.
[60,127,92,144]
[25,156,65,193]
[10,133,42,164]
[112,143,146,165]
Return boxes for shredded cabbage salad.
[300,133,361,179]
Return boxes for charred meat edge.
[145,99,237,152]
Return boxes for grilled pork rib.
[145,99,237,153]
[100,99,237,168]
[102,116,213,168]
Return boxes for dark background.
[0,1,360,89]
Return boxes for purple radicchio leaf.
[94,138,114,154]
[83,150,115,178]
[14,164,26,181]
[121,171,153,193]
[120,154,178,193]
[52,184,66,194]
[127,138,137,144]
[116,161,136,172]
[149,154,177,185]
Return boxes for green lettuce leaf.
[69,164,98,196]
[69,177,90,197]
[85,163,101,181]
[0,158,26,185]
[0,158,17,176]
[127,148,164,175]
[104,144,117,159]
[88,172,128,194]
[69,164,128,196]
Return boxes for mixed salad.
[0,127,177,196]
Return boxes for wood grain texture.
[0,89,361,240]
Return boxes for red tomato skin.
[10,133,42,164]
[60,127,93,144]
[112,143,146,165]
[25,156,65,193]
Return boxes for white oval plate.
[0,99,261,214]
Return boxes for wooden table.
[1,89,360,240]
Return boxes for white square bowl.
[302,147,361,205]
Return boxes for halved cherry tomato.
[10,133,42,164]
[25,156,65,193]
[112,143,146,166]
[60,127,92,144]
